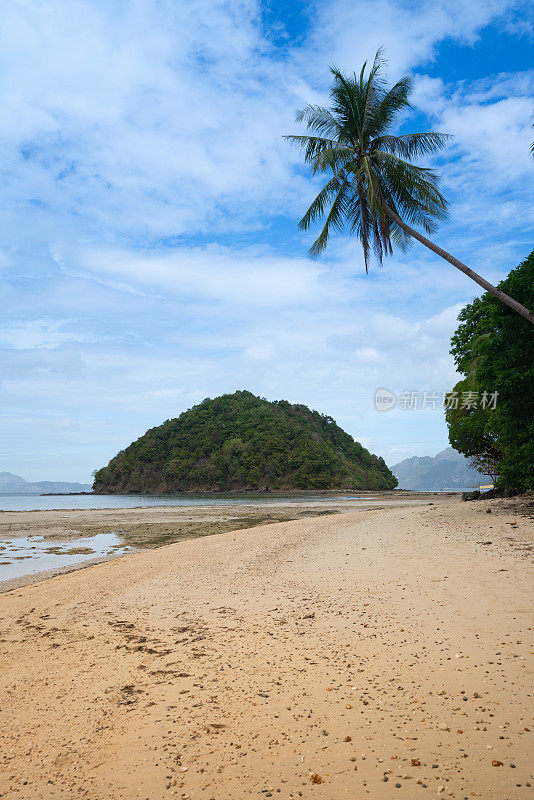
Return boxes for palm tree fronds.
[308,176,352,257]
[285,47,452,271]
[284,134,343,166]
[298,174,345,231]
[365,75,412,138]
[371,131,452,158]
[294,105,340,139]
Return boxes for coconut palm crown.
[286,49,450,270]
[285,50,534,324]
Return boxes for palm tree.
[285,50,534,324]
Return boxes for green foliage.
[285,49,450,269]
[446,251,534,490]
[93,391,397,493]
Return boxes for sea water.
[0,492,370,512]
[0,532,131,583]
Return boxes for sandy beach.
[0,497,532,799]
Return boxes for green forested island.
[93,391,397,493]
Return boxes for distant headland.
[0,472,92,496]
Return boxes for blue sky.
[0,0,533,482]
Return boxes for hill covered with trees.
[93,391,397,493]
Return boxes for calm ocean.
[0,492,356,512]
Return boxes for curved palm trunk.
[382,203,534,325]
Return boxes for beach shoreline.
[0,492,451,591]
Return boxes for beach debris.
[492,760,503,767]
[117,684,138,705]
[202,723,226,734]
[310,773,323,784]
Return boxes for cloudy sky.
[1,0,533,482]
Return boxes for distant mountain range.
[0,471,91,495]
[391,447,484,491]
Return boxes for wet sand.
[0,492,445,590]
[0,497,532,799]
[0,492,445,541]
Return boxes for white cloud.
[244,344,277,361]
[353,347,383,363]
[304,0,526,76]
[0,318,104,350]
[1,0,530,250]
[413,71,534,187]
[0,0,307,242]
[71,245,331,306]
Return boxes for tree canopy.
[446,251,534,490]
